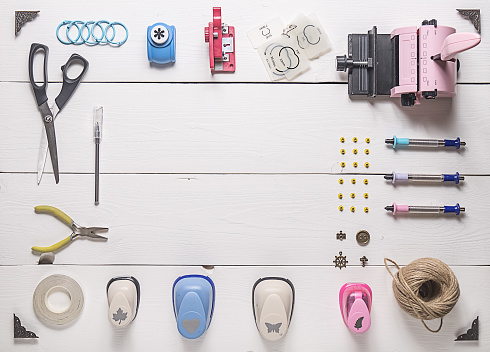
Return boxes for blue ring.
[81,21,98,45]
[66,21,84,45]
[92,20,111,44]
[92,20,108,44]
[106,22,128,46]
[56,21,74,44]
[103,23,117,44]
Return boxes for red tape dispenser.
[204,7,235,73]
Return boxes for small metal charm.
[457,9,481,34]
[333,251,348,270]
[455,316,479,341]
[356,230,370,246]
[360,256,368,267]
[336,231,346,241]
[15,11,40,36]
[14,314,38,338]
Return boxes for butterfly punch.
[253,277,295,341]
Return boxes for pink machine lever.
[204,7,235,73]
[438,32,481,61]
[339,283,372,334]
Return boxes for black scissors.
[28,43,89,184]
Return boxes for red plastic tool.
[204,7,235,73]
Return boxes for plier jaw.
[72,222,109,239]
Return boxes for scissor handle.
[28,43,49,107]
[55,53,89,111]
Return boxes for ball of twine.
[384,257,460,333]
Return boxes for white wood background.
[1,0,489,351]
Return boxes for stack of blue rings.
[56,20,128,46]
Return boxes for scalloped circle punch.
[107,277,140,327]
[339,283,372,333]
[147,23,176,65]
[252,277,295,341]
[173,275,215,339]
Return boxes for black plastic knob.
[336,55,347,71]
[400,93,416,106]
[336,55,354,72]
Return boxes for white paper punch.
[107,277,140,327]
[253,277,295,341]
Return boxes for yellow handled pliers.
[32,205,108,253]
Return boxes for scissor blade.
[44,123,59,184]
[37,127,48,184]
[37,103,60,184]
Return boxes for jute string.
[384,257,460,333]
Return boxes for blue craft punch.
[173,275,215,339]
[147,22,176,64]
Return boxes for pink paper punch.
[204,7,235,73]
[336,19,480,106]
[339,283,372,333]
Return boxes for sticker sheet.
[258,35,310,81]
[247,17,285,48]
[249,13,331,81]
[289,13,331,59]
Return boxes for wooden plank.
[1,173,488,266]
[0,265,486,352]
[2,83,489,174]
[1,0,488,83]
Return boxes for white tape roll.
[33,274,84,325]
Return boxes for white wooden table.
[1,0,488,351]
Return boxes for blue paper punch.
[147,22,176,64]
[173,275,215,339]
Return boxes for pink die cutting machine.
[339,283,372,333]
[336,20,480,106]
